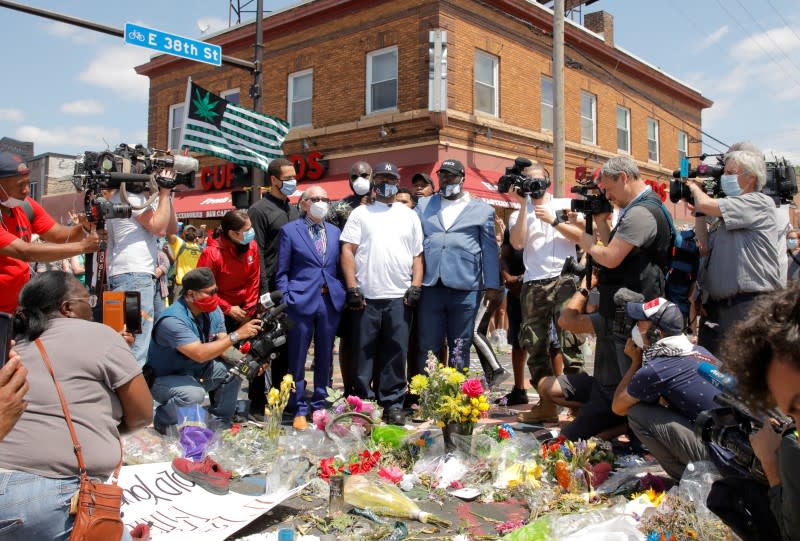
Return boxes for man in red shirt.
[0,152,100,312]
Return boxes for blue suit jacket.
[276,219,346,315]
[416,194,500,290]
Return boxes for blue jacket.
[276,218,346,315]
[416,194,500,290]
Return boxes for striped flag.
[178,78,291,171]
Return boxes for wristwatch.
[551,212,566,227]
[228,331,240,344]
[578,287,590,298]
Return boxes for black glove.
[404,286,422,307]
[346,287,365,310]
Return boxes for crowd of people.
[0,142,799,540]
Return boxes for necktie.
[312,224,324,257]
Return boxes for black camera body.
[560,255,586,279]
[570,182,612,216]
[670,159,725,205]
[763,158,798,205]
[227,302,292,382]
[497,157,550,199]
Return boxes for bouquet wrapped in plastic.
[344,474,449,526]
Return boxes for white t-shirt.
[106,191,159,277]
[340,201,423,299]
[440,192,471,230]
[508,196,576,281]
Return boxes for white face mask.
[631,324,645,349]
[443,182,463,199]
[309,201,329,220]
[352,177,371,196]
[0,185,24,208]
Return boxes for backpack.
[638,198,700,318]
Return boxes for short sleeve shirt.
[106,191,159,277]
[508,197,576,281]
[149,305,226,377]
[613,206,657,248]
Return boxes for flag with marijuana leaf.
[178,79,290,171]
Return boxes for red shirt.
[0,198,56,312]
[196,236,260,316]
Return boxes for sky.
[0,0,798,165]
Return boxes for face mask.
[788,238,798,251]
[375,182,398,198]
[241,228,255,244]
[279,178,297,197]
[631,324,644,349]
[352,177,371,196]
[192,293,220,313]
[0,185,24,208]
[720,174,742,197]
[309,201,329,220]
[184,232,197,242]
[443,181,463,199]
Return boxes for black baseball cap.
[412,173,434,187]
[0,152,30,178]
[373,162,400,179]
[437,159,465,177]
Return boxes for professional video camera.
[670,154,725,205]
[570,172,613,216]
[225,292,292,382]
[560,255,586,280]
[763,156,798,205]
[497,157,551,198]
[612,288,645,338]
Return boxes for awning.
[173,191,235,219]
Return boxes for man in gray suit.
[416,159,501,372]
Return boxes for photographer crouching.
[146,268,262,434]
[717,282,800,541]
[687,144,784,356]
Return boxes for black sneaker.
[495,387,529,406]
[385,408,407,426]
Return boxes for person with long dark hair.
[0,271,152,540]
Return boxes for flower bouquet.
[312,389,382,439]
[263,374,295,439]
[540,436,615,492]
[318,449,381,481]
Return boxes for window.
[648,118,660,162]
[168,104,184,149]
[678,131,688,163]
[29,180,39,200]
[474,50,498,116]
[221,88,240,105]
[288,70,313,127]
[616,106,630,153]
[366,47,398,114]
[541,76,553,132]
[580,91,596,145]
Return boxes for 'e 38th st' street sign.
[124,22,222,66]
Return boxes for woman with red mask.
[196,210,260,332]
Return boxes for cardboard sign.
[118,462,302,540]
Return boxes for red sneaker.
[171,457,232,495]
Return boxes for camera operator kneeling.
[146,267,261,434]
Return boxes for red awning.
[173,191,235,219]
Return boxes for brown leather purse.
[34,339,125,541]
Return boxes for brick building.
[136,0,712,223]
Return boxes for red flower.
[449,480,465,489]
[349,463,361,475]
[498,427,510,439]
[461,378,484,398]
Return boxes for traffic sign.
[124,22,221,67]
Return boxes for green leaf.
[192,88,221,122]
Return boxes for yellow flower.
[447,371,466,386]
[470,398,479,407]
[267,388,280,406]
[478,402,490,412]
[410,374,429,394]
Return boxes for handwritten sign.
[118,462,302,540]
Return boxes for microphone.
[107,172,153,183]
[259,290,283,310]
[613,287,645,307]
[697,362,737,394]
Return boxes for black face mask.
[184,232,197,242]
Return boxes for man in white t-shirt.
[508,159,583,423]
[340,162,423,425]
[106,178,178,367]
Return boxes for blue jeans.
[151,360,241,428]
[416,287,480,372]
[0,471,131,541]
[109,272,155,368]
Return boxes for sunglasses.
[307,197,330,203]
[64,294,98,308]
[350,173,370,180]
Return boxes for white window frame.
[474,50,499,116]
[540,75,553,132]
[580,91,597,145]
[366,46,398,115]
[288,69,313,128]
[648,118,660,163]
[168,103,184,149]
[221,88,241,105]
[616,106,630,154]
[678,130,688,163]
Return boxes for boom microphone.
[697,362,737,394]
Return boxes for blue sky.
[0,0,798,163]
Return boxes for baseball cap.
[412,172,434,186]
[626,297,684,336]
[182,267,216,292]
[437,159,465,177]
[183,224,198,232]
[0,152,30,178]
[373,162,400,179]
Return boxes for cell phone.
[124,291,142,335]
[102,291,142,334]
[0,312,14,368]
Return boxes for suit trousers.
[352,298,411,410]
[416,286,480,372]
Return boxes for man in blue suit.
[416,159,501,372]
[276,186,346,430]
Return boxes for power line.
[733,0,800,76]
[764,0,800,44]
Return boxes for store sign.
[287,151,327,181]
[199,153,327,191]
[644,179,668,202]
[200,163,235,191]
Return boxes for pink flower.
[461,378,484,398]
[346,395,364,413]
[378,466,404,484]
[312,409,331,430]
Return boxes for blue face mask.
[720,174,742,197]
[375,182,398,198]
[788,238,798,251]
[279,178,297,197]
[242,228,255,244]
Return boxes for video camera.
[612,288,645,338]
[225,291,292,382]
[560,255,586,280]
[570,172,613,216]
[670,154,725,205]
[763,156,798,205]
[497,157,551,199]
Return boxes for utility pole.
[552,0,566,198]
[250,0,265,204]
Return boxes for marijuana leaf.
[192,88,220,122]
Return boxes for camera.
[497,157,550,199]
[763,157,798,205]
[560,255,586,279]
[226,292,292,382]
[570,176,612,216]
[670,155,725,205]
